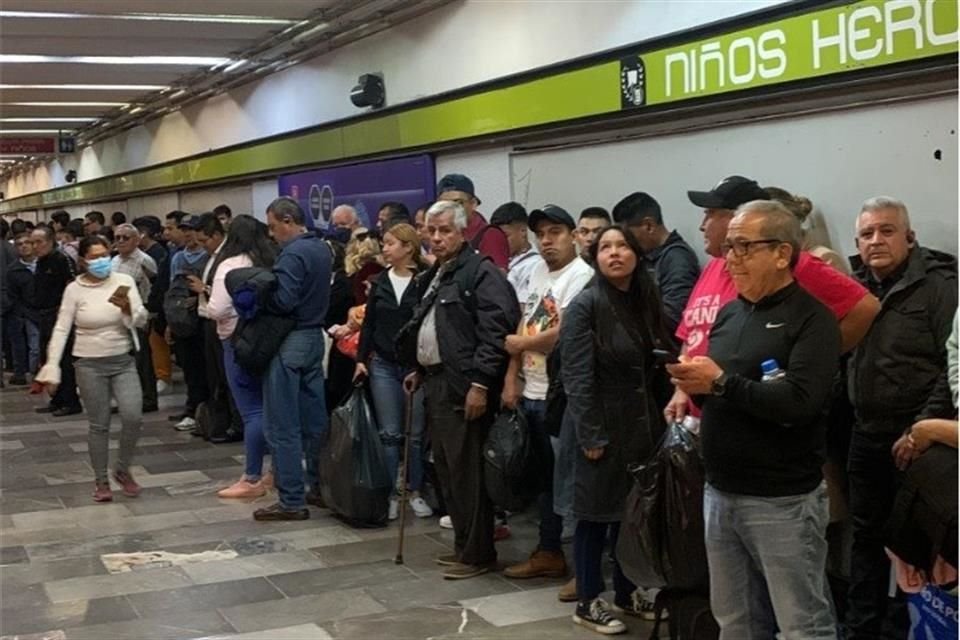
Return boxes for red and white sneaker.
[93,482,113,502]
[112,469,141,498]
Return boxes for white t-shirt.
[521,257,594,400]
[508,248,541,304]
[388,268,412,301]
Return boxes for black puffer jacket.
[848,246,958,432]
[225,267,296,374]
[400,245,520,400]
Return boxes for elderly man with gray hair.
[112,222,159,413]
[668,200,841,639]
[398,199,520,580]
[845,196,957,640]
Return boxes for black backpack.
[483,409,537,512]
[163,274,201,338]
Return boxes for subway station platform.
[0,383,654,640]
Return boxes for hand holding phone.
[109,285,131,314]
[652,348,680,365]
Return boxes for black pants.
[173,330,208,417]
[202,319,241,436]
[134,328,157,410]
[424,372,495,566]
[575,520,635,604]
[846,429,909,639]
[39,315,81,410]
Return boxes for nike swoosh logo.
[766,322,786,329]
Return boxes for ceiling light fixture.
[0,84,168,91]
[0,54,234,66]
[0,117,97,123]
[0,129,67,134]
[3,101,129,107]
[0,10,295,25]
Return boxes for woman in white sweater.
[37,235,148,503]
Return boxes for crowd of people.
[0,171,956,639]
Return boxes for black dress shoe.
[209,430,243,444]
[253,503,310,521]
[51,405,82,417]
[35,405,57,414]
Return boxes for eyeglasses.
[721,238,782,257]
[354,231,374,242]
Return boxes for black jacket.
[848,246,958,432]
[6,260,38,323]
[359,267,423,364]
[34,251,74,321]
[560,283,662,522]
[225,267,296,373]
[703,282,841,497]
[402,245,520,398]
[0,241,14,316]
[644,230,701,335]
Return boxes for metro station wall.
[3,0,784,199]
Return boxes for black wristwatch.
[710,372,728,397]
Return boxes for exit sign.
[0,138,55,154]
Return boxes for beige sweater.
[36,272,147,386]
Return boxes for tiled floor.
[0,380,654,640]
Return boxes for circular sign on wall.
[320,185,334,226]
[309,184,323,223]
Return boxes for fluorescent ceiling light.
[0,11,294,25]
[0,117,97,122]
[0,129,66,134]
[0,54,234,66]
[4,101,129,107]
[0,84,168,91]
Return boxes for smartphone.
[651,348,680,365]
[111,285,130,299]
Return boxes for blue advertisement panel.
[278,154,435,231]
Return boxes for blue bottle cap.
[761,359,780,374]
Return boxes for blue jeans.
[368,354,425,492]
[262,328,328,510]
[222,339,267,480]
[704,482,836,640]
[521,398,563,553]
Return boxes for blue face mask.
[86,256,112,279]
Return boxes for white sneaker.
[388,497,399,521]
[174,416,196,431]
[439,514,453,529]
[410,496,433,518]
[156,380,172,395]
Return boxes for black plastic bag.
[618,421,709,591]
[319,386,393,528]
[483,409,537,512]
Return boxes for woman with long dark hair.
[560,225,672,635]
[36,235,148,502]
[354,223,433,520]
[207,215,276,498]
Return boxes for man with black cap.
[490,201,541,304]
[501,205,593,581]
[665,176,880,429]
[437,173,510,271]
[612,192,700,334]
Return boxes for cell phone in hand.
[110,284,130,299]
[652,348,681,365]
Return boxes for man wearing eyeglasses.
[668,202,841,639]
[112,223,159,414]
[664,175,879,427]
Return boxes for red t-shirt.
[677,252,867,359]
[465,212,510,271]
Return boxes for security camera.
[350,73,385,109]
[65,170,78,183]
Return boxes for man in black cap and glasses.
[437,173,510,271]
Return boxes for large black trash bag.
[618,421,709,591]
[319,386,393,528]
[484,409,538,512]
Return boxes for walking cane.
[394,390,414,565]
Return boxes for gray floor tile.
[181,550,327,585]
[0,496,64,514]
[322,605,495,640]
[44,566,194,603]
[266,560,418,598]
[219,588,387,633]
[62,609,235,640]
[0,595,138,637]
[366,572,521,611]
[0,556,109,586]
[460,586,575,627]
[307,533,448,568]
[126,577,284,618]
[194,624,332,640]
[0,545,28,565]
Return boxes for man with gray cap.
[437,173,510,270]
[664,175,880,426]
[501,205,593,581]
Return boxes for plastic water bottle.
[761,359,786,381]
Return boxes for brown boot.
[558,576,578,602]
[503,548,567,579]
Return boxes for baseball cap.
[528,205,576,231]
[178,214,202,230]
[437,173,481,205]
[687,175,769,210]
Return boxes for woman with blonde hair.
[354,223,433,521]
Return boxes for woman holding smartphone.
[354,223,433,521]
[36,235,148,503]
[560,225,672,635]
